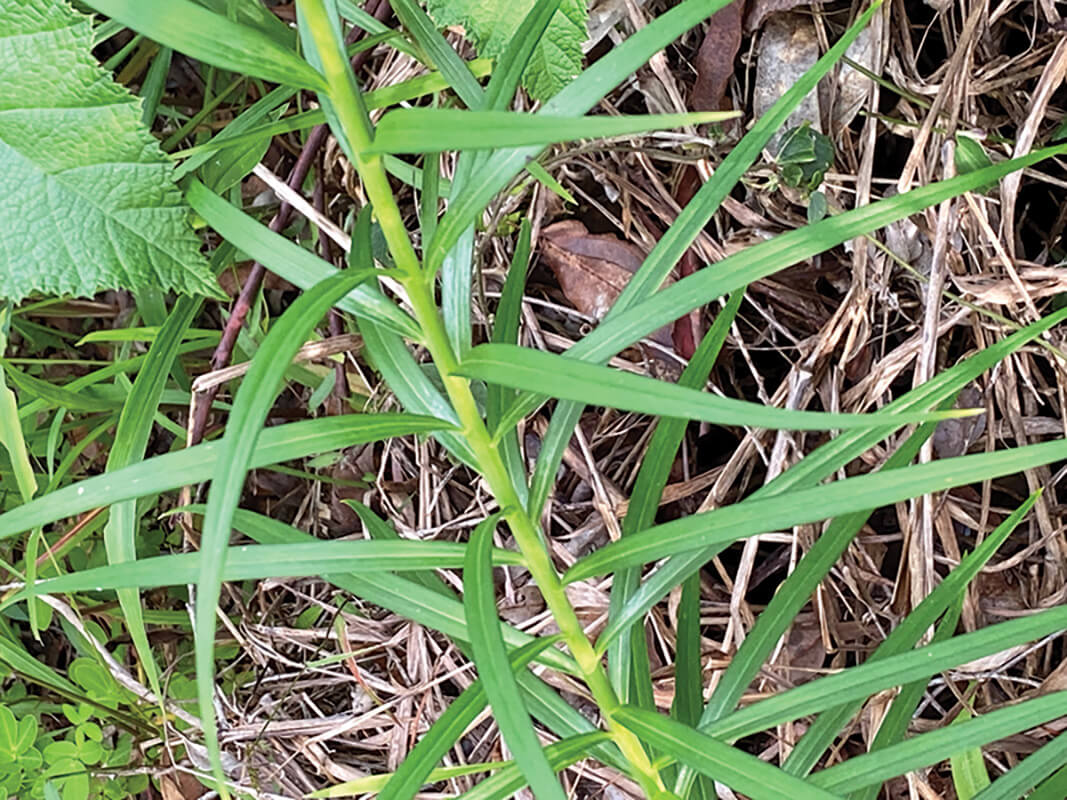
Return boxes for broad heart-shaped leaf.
[424,0,587,100]
[0,0,217,301]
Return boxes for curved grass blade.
[186,180,419,340]
[506,145,1067,460]
[701,605,1067,744]
[615,706,845,800]
[484,0,562,110]
[782,493,1041,779]
[808,693,1067,793]
[379,637,560,800]
[950,707,991,799]
[0,414,449,539]
[487,221,532,507]
[565,442,1064,582]
[82,0,327,91]
[344,503,626,771]
[461,343,969,433]
[457,732,612,800]
[103,295,199,695]
[195,267,374,793]
[592,307,1067,658]
[464,515,566,800]
[971,732,1067,800]
[18,537,522,597]
[436,0,558,366]
[369,109,735,154]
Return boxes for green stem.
[297,1,665,794]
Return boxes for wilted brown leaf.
[691,1,744,112]
[539,220,676,360]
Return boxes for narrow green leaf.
[505,143,1067,442]
[951,707,991,800]
[464,515,565,799]
[427,0,733,274]
[19,538,522,598]
[972,733,1067,800]
[954,135,997,193]
[229,506,579,676]
[82,0,327,90]
[103,296,199,695]
[390,0,485,109]
[368,109,736,154]
[195,268,375,790]
[809,693,1067,793]
[701,606,1067,744]
[462,344,969,435]
[526,1,895,518]
[697,413,944,729]
[565,442,1062,582]
[610,292,743,714]
[484,0,562,110]
[0,414,450,539]
[784,493,1041,778]
[615,706,845,800]
[0,308,36,502]
[840,601,964,800]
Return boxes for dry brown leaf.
[540,220,645,319]
[539,220,675,355]
[691,1,744,112]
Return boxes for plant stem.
[297,1,666,793]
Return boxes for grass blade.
[232,508,579,675]
[457,732,612,800]
[615,706,845,800]
[195,267,374,792]
[461,343,968,433]
[808,693,1067,793]
[701,606,1067,744]
[505,144,1067,444]
[484,0,562,110]
[950,707,991,799]
[609,292,743,716]
[426,0,733,273]
[527,3,882,516]
[389,0,485,109]
[368,109,736,154]
[696,414,944,728]
[103,296,199,695]
[971,732,1067,800]
[783,493,1041,778]
[82,0,327,90]
[0,414,449,539]
[19,538,522,597]
[464,515,566,799]
[566,443,1062,583]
